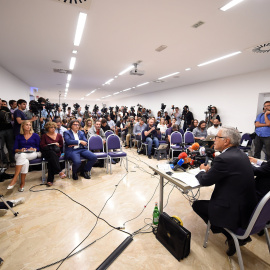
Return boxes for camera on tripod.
[171,105,175,110]
[72,103,80,116]
[62,103,68,113]
[85,104,90,111]
[29,100,43,115]
[93,104,99,115]
[137,104,143,112]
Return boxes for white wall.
[0,65,29,102]
[106,68,270,134]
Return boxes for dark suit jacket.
[196,147,257,230]
[253,160,270,200]
[63,129,88,159]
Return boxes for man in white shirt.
[207,119,221,136]
[55,119,67,136]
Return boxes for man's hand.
[80,140,87,146]
[249,156,257,164]
[200,164,210,172]
[265,111,270,115]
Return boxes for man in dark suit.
[64,119,97,180]
[249,156,270,201]
[192,127,257,256]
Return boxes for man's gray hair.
[220,126,241,146]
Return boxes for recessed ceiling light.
[65,88,68,92]
[72,50,78,54]
[153,80,164,83]
[158,72,180,80]
[185,68,191,71]
[220,0,245,11]
[69,57,76,70]
[81,97,84,100]
[67,74,72,81]
[197,51,242,66]
[137,82,150,87]
[74,12,87,46]
[105,78,114,85]
[123,88,131,92]
[66,83,69,88]
[113,92,120,95]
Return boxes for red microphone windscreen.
[178,152,188,159]
[191,143,200,151]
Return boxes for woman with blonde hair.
[7,121,41,191]
[83,118,93,136]
[40,121,65,186]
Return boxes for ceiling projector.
[130,69,144,76]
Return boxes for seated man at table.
[192,127,257,256]
[64,119,97,180]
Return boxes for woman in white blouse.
[157,117,167,138]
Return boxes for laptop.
[157,144,168,150]
[204,135,215,141]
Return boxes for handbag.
[156,212,191,261]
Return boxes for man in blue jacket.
[64,119,97,180]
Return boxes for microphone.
[188,142,200,152]
[178,152,187,160]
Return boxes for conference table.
[149,165,200,213]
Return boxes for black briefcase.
[156,212,191,260]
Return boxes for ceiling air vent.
[252,43,270,54]
[50,0,91,10]
[192,21,205,28]
[53,68,72,74]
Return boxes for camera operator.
[25,100,41,134]
[9,100,17,126]
[0,98,15,167]
[182,105,194,131]
[143,118,160,159]
[76,106,83,118]
[55,106,64,120]
[66,107,72,119]
[130,107,136,117]
[83,105,91,120]
[206,106,221,127]
[171,106,182,127]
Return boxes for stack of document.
[171,172,200,188]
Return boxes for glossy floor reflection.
[1,148,270,270]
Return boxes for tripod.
[0,195,19,216]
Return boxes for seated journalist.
[64,119,97,180]
[192,127,257,256]
[7,120,42,192]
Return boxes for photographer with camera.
[0,98,16,167]
[206,106,221,127]
[83,105,91,120]
[143,118,160,159]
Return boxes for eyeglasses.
[215,136,226,140]
[72,124,80,126]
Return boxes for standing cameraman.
[25,100,41,134]
[0,98,16,167]
[83,105,91,120]
[143,118,160,159]
[182,105,194,131]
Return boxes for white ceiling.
[1,0,270,103]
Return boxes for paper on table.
[187,167,201,175]
[157,164,173,173]
[171,172,200,188]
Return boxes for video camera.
[85,104,90,111]
[0,110,11,124]
[93,104,99,114]
[62,103,68,113]
[137,104,143,112]
[29,100,44,115]
[171,105,175,110]
[72,103,80,116]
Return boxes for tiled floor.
[1,148,270,270]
